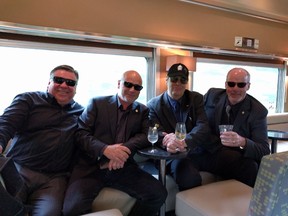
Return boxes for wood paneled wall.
[0,0,287,56]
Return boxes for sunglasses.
[53,76,77,87]
[123,81,143,91]
[170,77,188,84]
[226,82,248,88]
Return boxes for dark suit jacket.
[204,88,270,161]
[147,90,212,153]
[76,94,150,163]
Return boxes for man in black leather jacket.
[0,65,84,216]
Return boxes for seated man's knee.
[176,174,201,191]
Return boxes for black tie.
[226,105,231,124]
[174,102,181,122]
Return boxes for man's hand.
[163,133,187,153]
[107,159,125,170]
[0,145,3,154]
[220,131,246,148]
[103,144,131,164]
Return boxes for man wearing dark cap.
[147,63,212,191]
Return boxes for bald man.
[203,67,270,187]
[63,70,167,216]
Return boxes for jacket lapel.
[107,95,118,139]
[233,97,250,131]
[215,95,226,127]
[125,102,141,139]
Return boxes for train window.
[0,42,150,114]
[192,59,283,114]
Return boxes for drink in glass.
[175,122,186,141]
[148,126,158,153]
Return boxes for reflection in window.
[192,60,281,113]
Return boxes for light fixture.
[166,55,197,72]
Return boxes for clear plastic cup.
[219,125,233,133]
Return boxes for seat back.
[248,151,288,216]
[0,156,26,216]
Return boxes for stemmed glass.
[148,126,159,153]
[175,122,186,141]
[175,122,187,151]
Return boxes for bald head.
[226,68,250,83]
[121,70,143,84]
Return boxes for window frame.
[0,37,156,113]
[191,57,286,113]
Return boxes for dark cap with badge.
[167,63,189,80]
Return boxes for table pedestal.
[138,147,188,216]
[159,159,166,216]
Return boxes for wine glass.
[175,122,187,152]
[148,126,158,153]
[175,122,186,141]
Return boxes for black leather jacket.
[0,91,84,173]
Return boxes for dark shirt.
[115,100,131,143]
[167,94,183,122]
[221,97,245,125]
[0,91,84,173]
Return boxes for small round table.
[267,130,288,154]
[137,146,188,216]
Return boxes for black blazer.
[147,90,212,152]
[204,88,270,161]
[76,94,150,163]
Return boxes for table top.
[137,146,189,160]
[268,130,288,140]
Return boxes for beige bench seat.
[175,179,252,216]
[82,209,123,216]
[175,151,288,216]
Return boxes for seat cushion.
[176,179,253,216]
[82,209,123,216]
[92,188,136,216]
[267,113,288,132]
[91,162,219,215]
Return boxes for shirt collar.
[167,93,181,106]
[116,95,132,111]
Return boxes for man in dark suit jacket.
[204,67,270,187]
[63,70,167,216]
[148,63,212,191]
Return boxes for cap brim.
[168,73,188,80]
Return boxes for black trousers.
[15,163,68,216]
[168,146,258,190]
[63,161,167,216]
